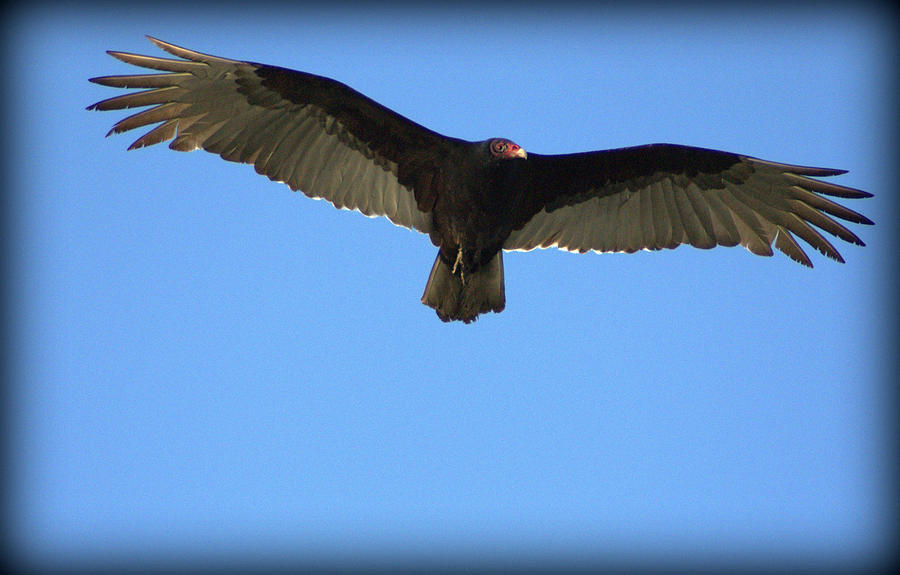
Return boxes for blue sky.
[7,3,895,571]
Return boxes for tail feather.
[421,252,505,323]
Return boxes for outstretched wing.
[88,36,463,234]
[505,144,872,267]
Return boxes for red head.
[488,138,527,160]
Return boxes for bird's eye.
[492,140,507,154]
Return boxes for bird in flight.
[88,37,873,323]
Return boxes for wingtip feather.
[144,35,237,65]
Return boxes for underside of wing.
[88,36,456,234]
[505,145,872,267]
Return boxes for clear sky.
[7,2,895,571]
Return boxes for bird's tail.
[421,252,505,323]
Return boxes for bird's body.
[423,140,530,320]
[433,142,523,268]
[89,37,873,323]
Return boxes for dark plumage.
[88,37,873,323]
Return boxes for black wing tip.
[790,164,848,178]
[792,255,815,268]
[856,213,875,226]
[86,77,108,111]
[829,187,874,202]
[827,252,847,264]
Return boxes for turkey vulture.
[88,37,873,323]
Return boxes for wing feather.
[648,181,671,249]
[636,191,652,253]
[683,182,717,248]
[660,178,687,247]
[91,86,184,111]
[91,72,194,89]
[596,198,616,253]
[107,102,191,135]
[704,189,741,247]
[106,51,206,73]
[88,36,451,233]
[674,182,711,248]
[717,184,774,256]
[506,144,871,266]
[621,192,643,253]
[620,190,641,253]
[127,120,179,150]
[774,228,813,267]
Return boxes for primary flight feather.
[88,37,873,323]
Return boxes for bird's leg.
[451,246,465,285]
[451,247,462,274]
